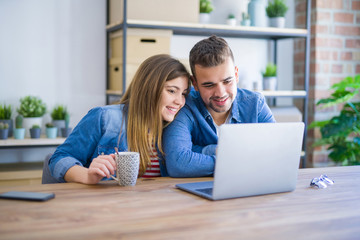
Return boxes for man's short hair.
[189,35,234,79]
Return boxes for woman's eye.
[168,89,175,94]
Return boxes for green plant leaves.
[266,0,288,18]
[310,75,360,165]
[51,105,68,120]
[17,96,47,118]
[262,63,277,77]
[200,0,214,13]
[0,104,12,120]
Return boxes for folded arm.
[163,109,216,178]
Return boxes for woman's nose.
[174,93,184,105]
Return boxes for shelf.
[257,90,307,98]
[0,136,65,149]
[106,19,308,40]
[106,89,123,95]
[107,89,307,98]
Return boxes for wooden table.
[0,166,359,240]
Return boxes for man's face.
[192,57,238,118]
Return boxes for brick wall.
[295,0,360,167]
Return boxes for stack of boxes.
[108,0,199,93]
[109,28,173,92]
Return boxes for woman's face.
[160,76,189,122]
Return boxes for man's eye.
[203,84,214,88]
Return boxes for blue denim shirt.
[163,88,275,177]
[49,104,168,182]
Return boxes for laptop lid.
[176,122,304,200]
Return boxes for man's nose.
[214,84,226,97]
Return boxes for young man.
[163,35,275,177]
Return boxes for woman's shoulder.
[82,104,125,124]
[88,104,123,115]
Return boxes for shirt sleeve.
[257,94,276,123]
[49,107,104,182]
[163,108,215,178]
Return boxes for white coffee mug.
[111,152,140,186]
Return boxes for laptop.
[176,122,305,200]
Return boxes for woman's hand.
[87,154,116,184]
[64,154,116,184]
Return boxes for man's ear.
[235,66,239,84]
[191,76,199,91]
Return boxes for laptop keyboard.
[196,187,213,195]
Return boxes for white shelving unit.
[105,0,311,166]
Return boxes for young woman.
[49,54,190,184]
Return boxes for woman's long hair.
[120,54,190,175]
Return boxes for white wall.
[0,0,106,163]
[0,0,106,128]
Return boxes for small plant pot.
[46,127,58,139]
[14,128,25,139]
[269,17,285,28]
[199,13,211,24]
[0,120,13,137]
[23,117,43,138]
[61,127,72,138]
[263,77,277,91]
[0,129,9,140]
[30,128,41,139]
[226,18,237,26]
[53,120,65,137]
[241,19,251,26]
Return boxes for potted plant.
[14,115,25,140]
[262,63,277,90]
[266,0,288,28]
[226,14,237,26]
[241,12,251,26]
[17,96,47,138]
[309,75,360,166]
[30,124,41,139]
[199,0,214,24]
[61,112,72,138]
[0,122,9,140]
[45,122,58,139]
[0,104,13,137]
[51,105,68,137]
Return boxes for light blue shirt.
[49,104,168,182]
[163,88,275,177]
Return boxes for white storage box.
[271,107,303,122]
[109,0,199,24]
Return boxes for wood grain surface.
[0,166,359,240]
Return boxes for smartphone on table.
[0,191,55,201]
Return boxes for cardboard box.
[110,28,172,62]
[109,58,140,92]
[109,0,199,24]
